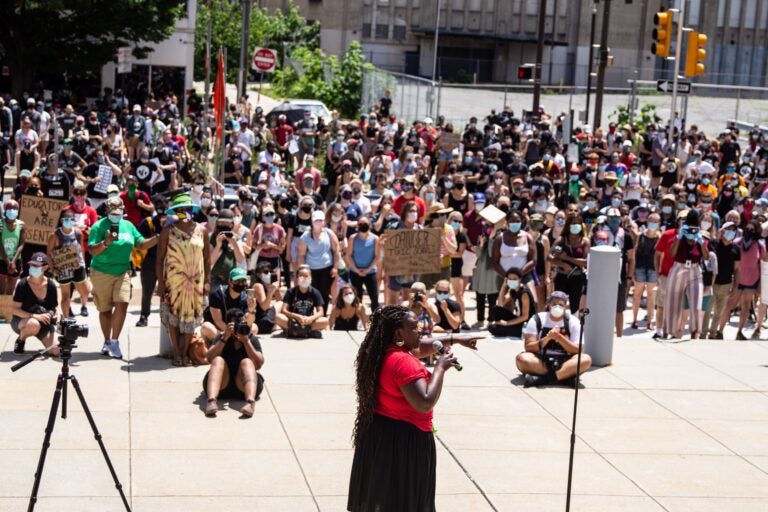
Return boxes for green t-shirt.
[88,217,144,275]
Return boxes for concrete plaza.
[1,291,768,512]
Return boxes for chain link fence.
[361,68,436,124]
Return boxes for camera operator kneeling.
[203,308,265,418]
[10,252,60,356]
[515,291,591,388]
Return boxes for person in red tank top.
[348,306,482,512]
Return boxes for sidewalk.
[1,282,768,511]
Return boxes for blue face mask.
[611,198,622,207]
[647,222,660,231]
[607,218,621,231]
[586,201,596,209]
[5,209,18,220]
[662,205,673,214]
[507,279,520,290]
[595,240,608,246]
[451,221,462,231]
[436,292,450,302]
[28,266,44,278]
[62,218,74,229]
[569,224,582,235]
[108,213,122,224]
[724,230,736,241]
[508,222,522,233]
[425,193,435,201]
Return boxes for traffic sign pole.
[669,1,685,145]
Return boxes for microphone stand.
[565,308,589,512]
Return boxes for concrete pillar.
[584,246,620,366]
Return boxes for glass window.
[717,0,726,27]
[526,0,537,15]
[362,23,372,38]
[745,0,757,28]
[688,0,700,26]
[729,0,742,27]
[376,24,389,39]
[469,0,482,11]
[762,0,768,29]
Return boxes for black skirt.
[347,414,436,512]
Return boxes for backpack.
[131,216,154,269]
[533,311,571,356]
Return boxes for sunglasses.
[73,190,86,196]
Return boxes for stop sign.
[252,47,277,73]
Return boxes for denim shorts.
[635,267,657,283]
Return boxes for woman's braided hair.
[352,305,411,448]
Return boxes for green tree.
[331,42,371,119]
[194,0,320,83]
[0,0,183,96]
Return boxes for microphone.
[432,340,463,371]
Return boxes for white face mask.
[298,278,311,289]
[550,305,565,319]
[343,294,355,304]
[407,212,418,223]
[233,216,242,225]
[200,198,212,208]
[331,214,343,223]
[260,273,271,284]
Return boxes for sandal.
[631,322,638,329]
[240,399,256,417]
[182,356,191,367]
[172,356,184,367]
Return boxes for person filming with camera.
[515,291,591,388]
[10,252,60,356]
[203,308,265,418]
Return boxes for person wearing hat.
[9,252,60,356]
[209,208,247,290]
[420,203,458,291]
[201,266,258,342]
[515,290,591,388]
[89,197,159,358]
[340,139,364,173]
[156,193,210,366]
[298,210,340,315]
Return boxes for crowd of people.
[2,85,767,403]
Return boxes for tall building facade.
[266,0,768,88]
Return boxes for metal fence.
[361,66,768,134]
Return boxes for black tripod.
[564,308,588,512]
[11,338,132,512]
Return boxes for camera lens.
[236,322,250,336]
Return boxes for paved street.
[1,283,768,512]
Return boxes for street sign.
[656,79,691,94]
[116,47,132,74]
[252,47,277,73]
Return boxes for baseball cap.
[342,159,353,167]
[606,207,621,217]
[311,210,325,222]
[29,252,48,267]
[107,184,120,194]
[133,104,141,112]
[473,192,486,204]
[229,268,248,282]
[530,213,544,222]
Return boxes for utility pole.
[592,0,611,130]
[431,0,443,117]
[668,0,685,146]
[237,0,253,99]
[532,0,547,121]
[584,3,597,127]
[202,0,213,137]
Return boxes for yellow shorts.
[91,270,132,312]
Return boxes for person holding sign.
[88,197,159,358]
[47,209,90,319]
[0,199,26,295]
[81,148,122,211]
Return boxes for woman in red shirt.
[348,305,481,512]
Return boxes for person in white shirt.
[350,178,371,215]
[515,291,591,388]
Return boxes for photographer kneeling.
[203,308,265,418]
[10,253,60,356]
[515,291,591,388]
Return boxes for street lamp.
[431,0,442,117]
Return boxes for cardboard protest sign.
[478,205,506,225]
[50,246,80,274]
[439,132,461,152]
[19,196,69,246]
[383,228,442,277]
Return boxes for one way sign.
[656,80,692,94]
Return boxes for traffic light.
[518,65,533,80]
[651,11,672,58]
[685,31,707,77]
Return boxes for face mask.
[436,292,450,302]
[727,167,735,174]
[200,198,212,208]
[28,186,39,194]
[62,218,74,229]
[555,217,566,227]
[5,209,18,220]
[550,305,565,319]
[508,222,522,233]
[108,213,122,224]
[455,183,465,190]
[233,216,242,225]
[608,218,621,231]
[495,178,503,185]
[425,192,435,201]
[464,157,473,165]
[537,200,549,209]
[744,230,755,242]
[662,205,673,214]
[241,202,253,212]
[611,198,622,207]
[331,214,343,223]
[586,201,596,210]
[401,183,412,193]
[451,221,462,231]
[407,212,418,223]
[595,240,608,246]
[298,278,312,289]
[301,205,314,214]
[507,279,520,290]
[701,220,712,231]
[128,184,137,193]
[543,155,551,162]
[444,180,453,190]
[343,294,355,304]
[570,174,580,182]
[724,230,737,241]
[193,184,203,194]
[678,202,688,210]
[686,182,697,190]
[569,224,582,235]
[358,224,370,233]
[232,282,247,293]
[259,273,271,285]
[97,156,105,164]
[28,266,44,278]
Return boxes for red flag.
[213,48,225,149]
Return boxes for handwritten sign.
[0,295,12,322]
[94,164,113,194]
[51,246,80,274]
[439,132,461,152]
[478,205,506,226]
[383,228,442,277]
[19,196,69,246]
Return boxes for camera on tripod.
[58,317,89,344]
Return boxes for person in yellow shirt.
[716,161,745,191]
[696,169,718,199]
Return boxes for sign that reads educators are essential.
[19,196,69,246]
[383,228,442,277]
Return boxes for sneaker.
[460,321,471,331]
[736,330,747,341]
[104,340,123,358]
[752,329,761,340]
[307,330,323,339]
[711,331,724,340]
[101,341,111,356]
[523,374,549,388]
[13,337,25,354]
[652,332,663,341]
[205,399,219,417]
[135,316,148,327]
[80,306,89,317]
